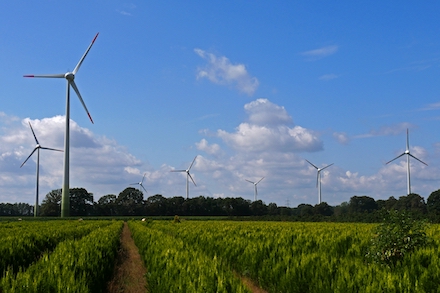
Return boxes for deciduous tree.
[116,187,145,215]
[40,189,62,216]
[427,189,440,219]
[70,188,94,216]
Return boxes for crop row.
[129,221,251,292]
[0,220,122,293]
[0,220,113,275]
[145,220,440,293]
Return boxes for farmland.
[1,219,440,292]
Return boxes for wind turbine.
[306,160,333,204]
[21,122,63,217]
[245,177,264,201]
[24,33,99,217]
[130,173,147,194]
[171,156,197,199]
[386,128,428,195]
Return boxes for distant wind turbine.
[171,156,197,199]
[386,128,427,195]
[21,122,62,217]
[24,33,99,217]
[130,173,147,194]
[306,160,333,204]
[245,177,264,201]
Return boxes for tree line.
[2,187,440,222]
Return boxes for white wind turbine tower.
[24,33,99,217]
[21,122,63,217]
[171,156,197,199]
[306,160,333,204]
[386,128,428,195]
[245,177,264,201]
[130,173,147,194]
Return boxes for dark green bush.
[366,209,429,267]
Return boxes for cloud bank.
[0,102,438,207]
[0,115,142,203]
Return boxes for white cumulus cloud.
[245,98,292,126]
[217,99,322,152]
[333,132,349,145]
[196,139,222,156]
[194,48,259,96]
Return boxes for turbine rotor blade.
[409,154,428,166]
[140,184,147,193]
[171,169,186,172]
[23,74,65,78]
[321,163,334,171]
[188,172,196,186]
[20,148,37,168]
[386,153,405,164]
[73,33,99,75]
[141,173,146,184]
[316,171,319,187]
[70,80,94,124]
[188,155,198,171]
[28,122,39,145]
[256,177,265,184]
[245,179,254,184]
[406,129,410,151]
[40,147,63,152]
[306,159,318,169]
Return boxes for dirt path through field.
[237,273,269,293]
[107,222,266,293]
[107,222,148,293]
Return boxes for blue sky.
[1,1,440,207]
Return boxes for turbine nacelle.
[65,72,74,80]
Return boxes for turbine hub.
[65,72,74,80]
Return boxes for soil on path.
[107,222,148,293]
